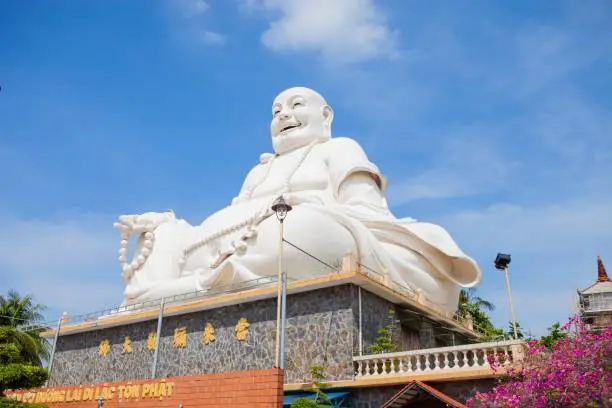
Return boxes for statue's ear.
[322,105,334,127]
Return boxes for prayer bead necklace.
[179,140,320,272]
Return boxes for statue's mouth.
[280,122,302,134]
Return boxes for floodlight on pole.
[495,253,518,340]
[271,196,292,370]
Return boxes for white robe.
[122,137,481,313]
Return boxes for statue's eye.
[293,102,303,109]
[273,110,280,117]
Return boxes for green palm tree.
[458,288,496,315]
[457,288,503,339]
[0,290,46,327]
[0,290,50,365]
[0,326,41,364]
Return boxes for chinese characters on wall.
[122,336,132,354]
[235,318,250,341]
[202,322,216,345]
[173,327,187,348]
[96,318,250,358]
[147,332,156,351]
[98,340,110,357]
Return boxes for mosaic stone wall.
[357,289,398,354]
[50,284,361,386]
[49,283,463,387]
[50,319,157,386]
[154,284,356,383]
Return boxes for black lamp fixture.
[494,253,511,271]
[271,195,292,222]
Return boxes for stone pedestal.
[46,274,478,387]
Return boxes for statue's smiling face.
[270,87,333,155]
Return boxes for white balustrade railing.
[353,340,526,378]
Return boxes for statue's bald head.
[270,86,334,155]
[273,87,328,107]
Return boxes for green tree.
[369,309,401,354]
[0,291,46,328]
[505,321,524,339]
[0,362,48,394]
[458,289,503,340]
[0,331,48,397]
[0,399,48,408]
[0,327,49,393]
[0,291,50,364]
[290,400,326,408]
[0,328,41,367]
[503,321,537,341]
[290,365,331,408]
[539,322,568,350]
[459,289,496,315]
[0,291,49,402]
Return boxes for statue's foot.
[122,275,201,306]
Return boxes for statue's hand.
[114,211,175,234]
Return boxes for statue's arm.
[338,172,389,212]
[327,137,390,213]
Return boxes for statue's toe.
[119,215,137,226]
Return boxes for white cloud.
[200,30,227,46]
[168,0,226,47]
[386,130,519,204]
[0,213,124,321]
[247,0,399,64]
[435,194,612,335]
[485,288,580,337]
[490,6,612,99]
[176,0,210,17]
[442,198,612,257]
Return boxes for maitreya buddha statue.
[114,86,481,313]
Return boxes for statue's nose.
[279,113,291,121]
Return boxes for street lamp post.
[495,253,518,340]
[271,196,292,370]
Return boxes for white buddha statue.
[114,87,481,313]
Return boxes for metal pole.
[45,315,64,387]
[279,270,287,369]
[358,286,363,356]
[151,297,165,378]
[504,267,518,339]
[275,220,284,368]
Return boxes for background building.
[578,256,612,332]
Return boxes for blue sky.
[1,0,611,336]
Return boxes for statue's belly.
[193,203,360,287]
[198,198,270,233]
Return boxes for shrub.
[467,316,612,407]
[0,397,48,408]
[0,364,47,393]
[290,398,328,408]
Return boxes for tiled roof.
[580,256,612,294]
[380,380,467,408]
[598,256,611,283]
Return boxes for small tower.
[577,256,612,331]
